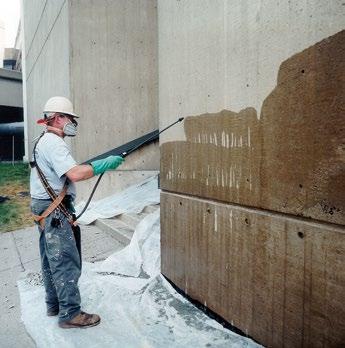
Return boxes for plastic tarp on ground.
[18,177,261,348]
[75,175,160,225]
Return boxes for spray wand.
[75,117,184,221]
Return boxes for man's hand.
[91,155,125,176]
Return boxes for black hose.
[75,173,104,220]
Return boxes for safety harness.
[30,132,75,228]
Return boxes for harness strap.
[33,186,68,228]
[31,132,74,225]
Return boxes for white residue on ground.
[18,176,261,348]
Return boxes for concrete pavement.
[0,223,125,348]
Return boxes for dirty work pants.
[31,198,82,323]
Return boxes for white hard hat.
[43,96,78,118]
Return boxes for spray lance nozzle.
[121,117,184,158]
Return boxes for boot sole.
[58,319,101,329]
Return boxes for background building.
[0,14,23,162]
[0,18,4,68]
[14,20,22,71]
[0,67,23,160]
[3,47,20,70]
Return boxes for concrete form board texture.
[159,1,345,347]
[161,29,345,225]
[23,0,158,166]
[23,0,70,159]
[69,0,158,164]
[161,192,345,347]
[158,0,345,144]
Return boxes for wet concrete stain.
[161,191,345,347]
[161,29,345,226]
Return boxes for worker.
[30,96,124,329]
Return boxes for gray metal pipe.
[0,122,24,136]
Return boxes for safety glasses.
[59,114,78,126]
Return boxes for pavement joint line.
[10,231,25,272]
[0,265,23,273]
[22,257,41,265]
[0,251,39,273]
[88,248,121,258]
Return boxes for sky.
[0,0,20,47]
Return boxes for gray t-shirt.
[30,132,77,200]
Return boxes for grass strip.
[0,163,33,232]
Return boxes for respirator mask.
[63,118,78,137]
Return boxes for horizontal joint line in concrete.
[161,189,345,233]
[105,170,159,172]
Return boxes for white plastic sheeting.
[18,177,261,348]
[99,210,161,278]
[75,175,160,225]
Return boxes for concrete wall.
[68,0,158,200]
[23,0,70,156]
[69,0,158,163]
[158,0,345,144]
[159,1,345,346]
[0,68,22,107]
[23,0,159,199]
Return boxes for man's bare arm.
[66,165,94,182]
[66,155,125,182]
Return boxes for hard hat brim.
[43,110,79,118]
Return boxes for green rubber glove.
[91,155,125,175]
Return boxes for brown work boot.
[58,311,101,329]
